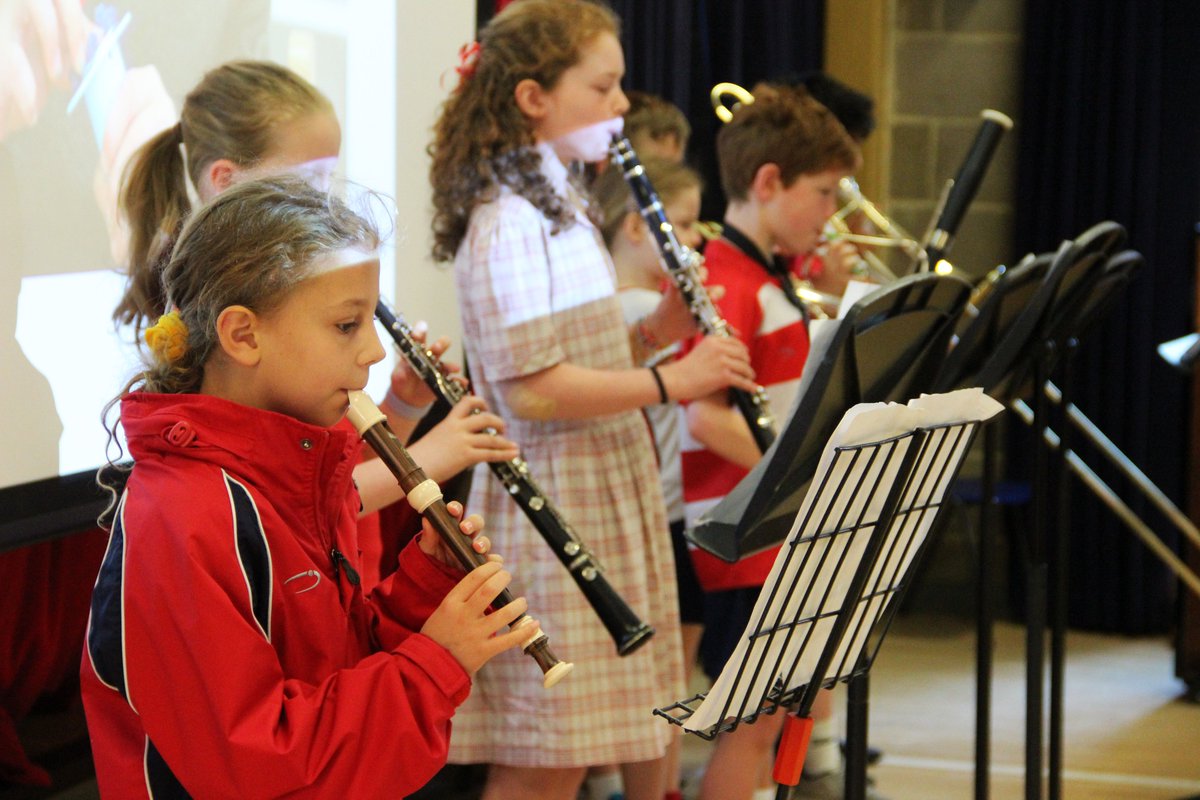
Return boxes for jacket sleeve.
[367,533,467,652]
[118,476,470,799]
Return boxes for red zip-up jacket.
[81,392,471,798]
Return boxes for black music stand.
[935,221,1130,800]
[931,242,1073,800]
[689,272,972,564]
[656,391,1003,800]
[1016,243,1142,800]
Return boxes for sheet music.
[682,388,1002,733]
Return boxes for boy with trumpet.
[680,83,867,800]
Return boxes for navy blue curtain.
[1014,1,1200,632]
[607,0,824,219]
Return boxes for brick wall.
[887,0,1023,279]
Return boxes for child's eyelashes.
[335,321,360,334]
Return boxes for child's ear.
[205,159,241,197]
[622,210,646,243]
[514,78,549,121]
[214,305,262,367]
[750,162,783,202]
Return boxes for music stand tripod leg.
[1025,341,1057,800]
[976,421,999,800]
[1048,338,1078,800]
[845,669,870,800]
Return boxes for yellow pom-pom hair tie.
[144,311,189,363]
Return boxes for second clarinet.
[609,135,777,453]
[374,300,655,656]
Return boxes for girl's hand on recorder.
[659,335,758,402]
[0,0,91,139]
[416,500,497,567]
[421,560,534,677]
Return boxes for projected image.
[1,0,396,490]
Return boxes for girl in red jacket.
[82,175,534,798]
[109,59,521,588]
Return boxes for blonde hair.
[114,60,334,331]
[718,83,858,202]
[624,91,691,153]
[429,0,620,262]
[593,156,701,247]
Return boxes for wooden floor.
[675,615,1200,800]
[866,616,1200,800]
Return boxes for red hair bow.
[455,41,482,85]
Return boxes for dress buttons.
[300,438,313,450]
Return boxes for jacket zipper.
[330,547,361,586]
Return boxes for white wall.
[0,0,476,489]
[390,0,476,365]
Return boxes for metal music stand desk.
[656,391,1002,800]
[934,220,1129,800]
[689,272,971,565]
[1008,242,1142,800]
[930,243,1070,800]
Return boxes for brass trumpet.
[829,176,926,280]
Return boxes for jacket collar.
[121,392,360,536]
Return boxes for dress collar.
[536,141,572,197]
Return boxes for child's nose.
[614,87,630,117]
[362,326,386,367]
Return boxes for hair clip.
[144,310,189,363]
[454,41,482,86]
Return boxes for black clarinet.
[374,300,655,656]
[345,391,573,688]
[609,135,777,453]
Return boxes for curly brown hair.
[428,0,619,262]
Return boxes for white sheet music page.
[681,388,1001,733]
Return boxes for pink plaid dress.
[447,144,683,767]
